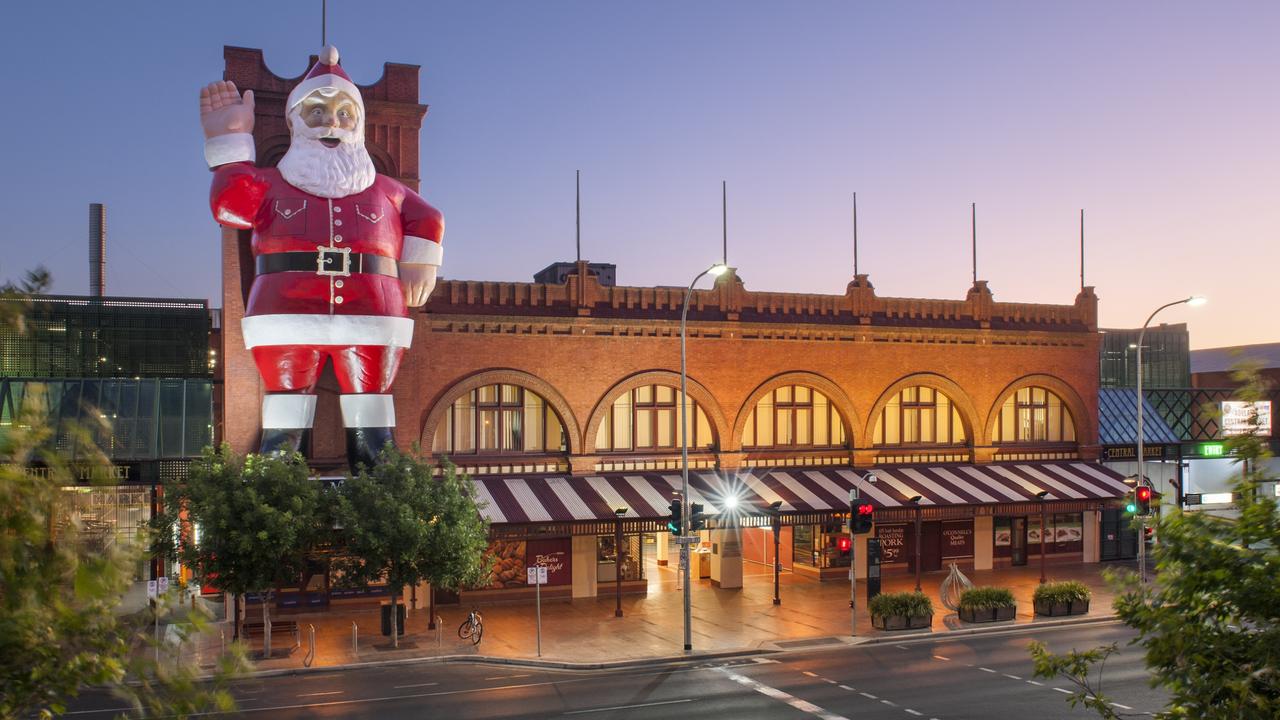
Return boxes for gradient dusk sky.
[5,1,1277,348]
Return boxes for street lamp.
[679,262,728,652]
[1135,295,1205,585]
[850,472,878,637]
[1034,489,1050,584]
[613,506,628,618]
[907,495,923,592]
[767,500,783,606]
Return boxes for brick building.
[216,46,1129,607]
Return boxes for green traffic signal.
[1126,502,1137,513]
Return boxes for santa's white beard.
[277,116,377,198]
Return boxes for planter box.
[872,613,933,631]
[958,605,1017,623]
[1034,598,1090,617]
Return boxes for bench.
[242,620,301,647]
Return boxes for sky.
[5,1,1278,349]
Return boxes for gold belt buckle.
[316,246,352,277]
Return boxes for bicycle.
[458,608,483,645]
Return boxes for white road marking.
[824,679,838,684]
[905,711,923,717]
[1027,680,1044,686]
[1003,674,1021,680]
[880,699,897,706]
[839,685,856,691]
[392,682,439,689]
[932,655,950,661]
[564,699,693,715]
[1111,702,1133,710]
[297,691,343,698]
[753,657,781,664]
[896,645,909,650]
[860,692,878,700]
[979,667,996,673]
[717,668,849,720]
[803,671,819,677]
[485,674,530,680]
[1054,688,1073,694]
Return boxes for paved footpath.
[178,558,1134,674]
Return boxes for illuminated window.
[992,387,1077,443]
[596,384,714,452]
[432,384,566,454]
[743,385,847,449]
[873,386,967,446]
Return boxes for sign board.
[526,537,571,586]
[157,576,169,595]
[1200,442,1226,457]
[941,520,974,559]
[526,566,548,585]
[147,580,158,599]
[875,524,907,564]
[1222,401,1271,437]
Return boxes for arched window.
[992,386,1077,443]
[873,386,967,446]
[432,384,566,454]
[743,385,847,449]
[595,384,715,452]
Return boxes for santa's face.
[277,88,376,198]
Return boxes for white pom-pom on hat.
[287,45,362,113]
[320,45,340,65]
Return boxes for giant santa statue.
[200,46,443,471]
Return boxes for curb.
[223,614,1121,680]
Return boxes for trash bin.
[380,600,406,636]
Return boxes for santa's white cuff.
[262,394,317,429]
[340,394,395,428]
[205,133,256,168]
[242,314,414,349]
[401,235,443,266]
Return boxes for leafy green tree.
[155,445,321,655]
[0,273,245,718]
[332,452,491,647]
[1032,362,1280,718]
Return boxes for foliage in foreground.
[1031,362,1280,719]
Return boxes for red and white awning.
[466,462,1131,526]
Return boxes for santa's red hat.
[287,45,363,113]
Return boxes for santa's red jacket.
[210,162,443,352]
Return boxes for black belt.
[256,249,398,278]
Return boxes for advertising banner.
[1222,401,1272,437]
[941,520,974,559]
[876,524,908,564]
[526,537,572,586]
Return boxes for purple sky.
[7,2,1277,348]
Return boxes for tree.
[1032,362,1280,718]
[0,272,245,718]
[332,451,491,647]
[156,445,321,656]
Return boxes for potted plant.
[1032,580,1091,617]
[869,591,934,630]
[957,586,1017,623]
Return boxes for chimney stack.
[89,203,105,297]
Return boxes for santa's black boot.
[259,428,310,456]
[346,427,396,473]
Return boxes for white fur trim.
[241,314,414,349]
[288,74,364,112]
[262,394,317,429]
[401,236,443,265]
[340,394,395,428]
[205,133,256,167]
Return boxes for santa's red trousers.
[251,345,405,394]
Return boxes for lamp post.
[849,472,878,637]
[908,495,923,592]
[679,262,727,652]
[614,506,628,618]
[1134,295,1205,585]
[1034,490,1049,584]
[767,501,783,605]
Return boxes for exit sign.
[1200,442,1225,457]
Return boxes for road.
[67,621,1163,719]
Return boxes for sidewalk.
[180,558,1131,673]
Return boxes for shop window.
[791,523,851,569]
[743,385,847,449]
[597,534,644,582]
[595,385,715,452]
[432,384,567,455]
[873,386,967,446]
[993,386,1077,443]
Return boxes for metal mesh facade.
[1099,323,1190,389]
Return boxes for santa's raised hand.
[200,80,255,139]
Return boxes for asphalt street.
[66,621,1164,719]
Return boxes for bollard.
[435,616,443,648]
[303,624,316,667]
[352,621,358,656]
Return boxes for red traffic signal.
[850,502,874,535]
[836,536,852,553]
[1136,485,1152,516]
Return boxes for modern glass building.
[1099,322,1190,389]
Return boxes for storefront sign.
[1222,401,1271,436]
[941,521,973,559]
[526,537,571,586]
[1101,445,1167,460]
[876,524,908,564]
[1199,442,1225,457]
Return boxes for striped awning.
[467,462,1131,526]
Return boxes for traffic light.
[667,498,682,535]
[1125,491,1137,514]
[690,503,706,531]
[836,536,852,555]
[850,501,874,535]
[1136,485,1153,516]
